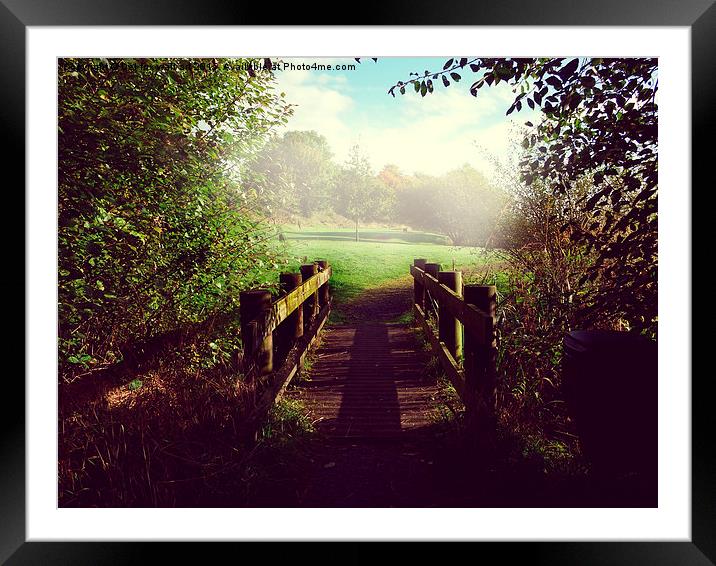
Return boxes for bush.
[58,57,292,383]
[58,58,293,506]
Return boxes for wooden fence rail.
[240,266,331,370]
[239,260,332,437]
[410,259,497,444]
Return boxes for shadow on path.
[290,320,443,506]
[332,324,402,437]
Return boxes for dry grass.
[58,342,265,507]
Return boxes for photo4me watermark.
[247,59,359,72]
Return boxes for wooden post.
[300,263,319,331]
[413,258,427,311]
[239,289,273,376]
[463,284,497,448]
[424,262,441,279]
[423,262,441,318]
[277,272,303,364]
[438,271,463,361]
[316,260,330,308]
[280,273,304,341]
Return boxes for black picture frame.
[8,1,708,563]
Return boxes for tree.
[58,58,292,380]
[435,165,506,246]
[390,166,505,246]
[249,130,335,220]
[333,145,394,241]
[378,164,416,228]
[391,58,658,335]
[377,163,410,191]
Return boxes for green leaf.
[558,58,579,80]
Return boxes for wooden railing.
[59,261,332,426]
[410,258,497,440]
[239,260,332,432]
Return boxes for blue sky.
[274,57,539,177]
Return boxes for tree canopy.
[391,57,658,335]
[249,130,335,219]
[58,58,292,379]
[398,165,506,246]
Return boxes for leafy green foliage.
[391,57,658,336]
[261,397,315,443]
[58,58,293,382]
[249,130,336,218]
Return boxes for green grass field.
[281,227,503,304]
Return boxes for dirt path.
[334,275,413,323]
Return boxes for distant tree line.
[249,130,506,245]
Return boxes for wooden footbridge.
[296,322,437,438]
[238,257,657,507]
[240,258,497,444]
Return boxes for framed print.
[10,0,709,563]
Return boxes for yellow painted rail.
[410,260,497,437]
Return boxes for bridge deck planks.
[291,322,439,439]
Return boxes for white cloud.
[274,65,532,178]
[359,85,527,177]
[274,69,354,160]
